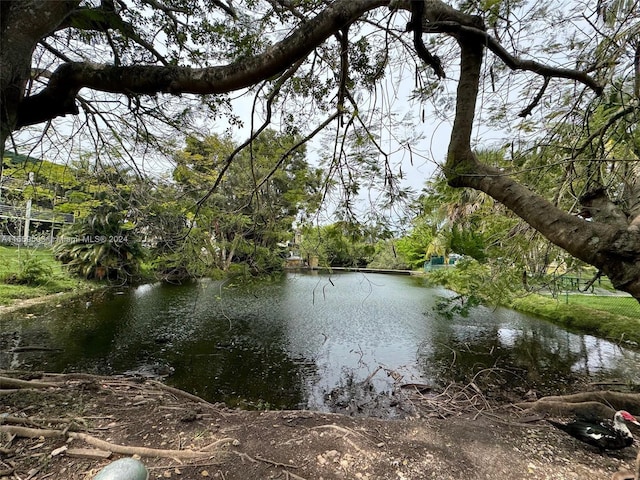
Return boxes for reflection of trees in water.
[4,282,316,409]
[6,276,639,411]
[170,335,313,409]
[418,323,613,397]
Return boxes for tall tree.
[2,1,640,300]
[173,130,322,272]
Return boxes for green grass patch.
[552,293,640,317]
[510,294,640,345]
[0,246,94,306]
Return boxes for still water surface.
[2,271,639,409]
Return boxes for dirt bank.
[0,372,636,480]
[0,285,103,314]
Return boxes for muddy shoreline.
[0,371,637,480]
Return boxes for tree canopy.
[2,0,640,300]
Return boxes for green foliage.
[2,251,53,286]
[300,222,376,267]
[150,232,222,282]
[53,206,143,283]
[426,258,524,306]
[510,294,640,345]
[395,222,434,269]
[0,246,93,305]
[367,240,411,270]
[449,226,488,262]
[558,294,640,317]
[434,294,482,319]
[171,129,322,275]
[3,131,323,281]
[2,154,83,217]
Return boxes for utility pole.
[23,172,34,244]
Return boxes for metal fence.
[0,203,74,223]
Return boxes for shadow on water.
[2,271,640,411]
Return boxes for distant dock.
[306,266,418,276]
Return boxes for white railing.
[0,203,74,223]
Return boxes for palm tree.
[53,206,143,283]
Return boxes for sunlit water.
[2,271,639,410]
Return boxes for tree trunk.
[443,13,640,302]
[0,1,80,157]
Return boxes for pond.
[2,271,639,411]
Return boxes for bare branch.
[424,20,603,94]
[255,111,340,192]
[519,76,550,118]
[336,27,350,126]
[574,104,639,157]
[193,58,305,213]
[635,42,640,98]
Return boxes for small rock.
[94,458,148,480]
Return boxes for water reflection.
[1,272,639,410]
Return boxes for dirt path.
[0,373,636,480]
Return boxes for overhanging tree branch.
[438,7,638,297]
[423,20,603,95]
[14,0,389,129]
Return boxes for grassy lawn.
[556,293,640,318]
[0,245,94,306]
[511,293,640,345]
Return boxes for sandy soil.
[0,372,637,480]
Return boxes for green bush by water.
[2,252,53,285]
[425,259,640,345]
[0,246,93,305]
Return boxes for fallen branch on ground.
[147,380,222,410]
[0,376,58,389]
[0,425,235,460]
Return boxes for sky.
[3,0,528,231]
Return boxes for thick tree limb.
[0,0,79,139]
[13,0,603,130]
[408,0,445,78]
[438,4,640,299]
[14,0,388,129]
[518,400,616,419]
[518,391,640,422]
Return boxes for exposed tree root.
[517,391,640,420]
[0,375,58,389]
[147,379,223,411]
[0,414,87,429]
[519,400,616,419]
[0,425,234,460]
